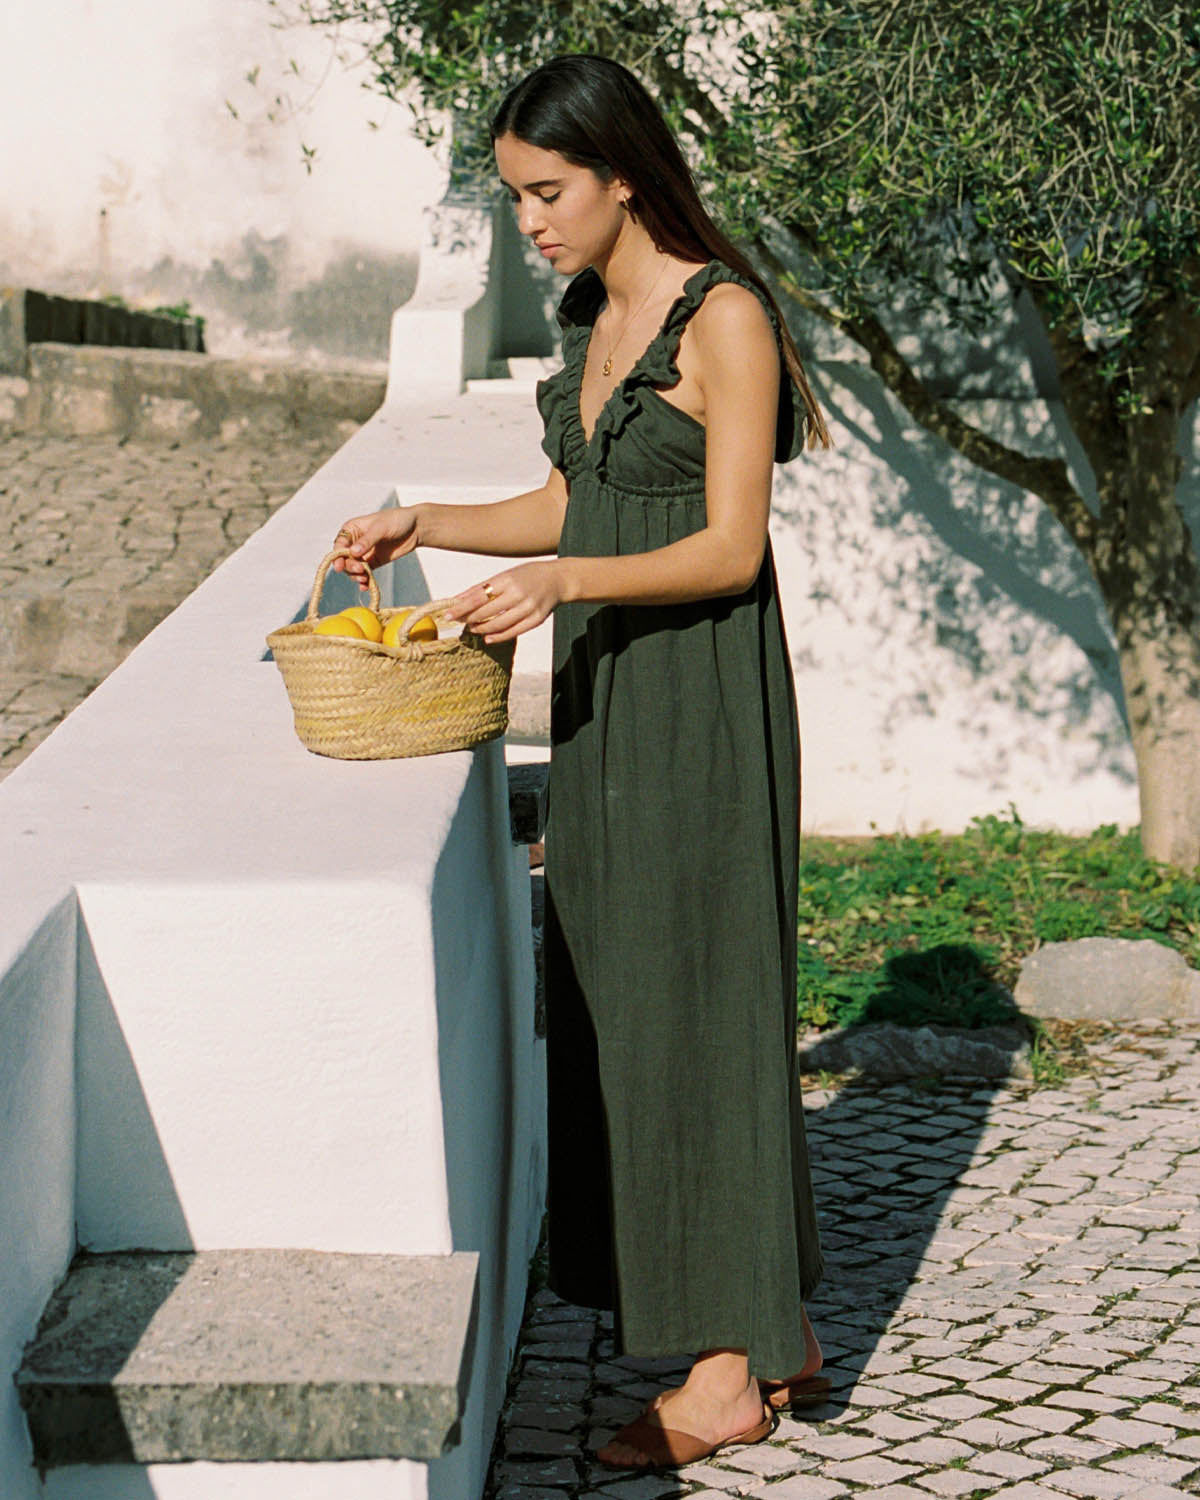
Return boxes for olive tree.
[281,0,1200,868]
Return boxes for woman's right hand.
[331,507,420,590]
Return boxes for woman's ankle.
[686,1348,754,1400]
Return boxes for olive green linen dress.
[537,259,823,1376]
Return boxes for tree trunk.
[1111,610,1200,871]
[1085,402,1200,871]
[1037,290,1200,871]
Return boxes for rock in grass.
[1015,937,1200,1021]
[797,1021,1031,1080]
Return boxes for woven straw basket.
[267,549,514,759]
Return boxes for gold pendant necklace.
[601,256,670,377]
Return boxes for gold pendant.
[602,356,613,377]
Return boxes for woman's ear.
[610,172,634,208]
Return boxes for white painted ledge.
[0,396,552,1500]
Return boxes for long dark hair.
[491,54,830,451]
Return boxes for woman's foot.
[596,1349,767,1469]
[646,1306,825,1419]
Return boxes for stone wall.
[0,289,204,376]
[0,343,384,445]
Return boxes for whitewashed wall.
[0,902,77,1500]
[3,0,1194,834]
[386,196,1196,836]
[0,415,548,1499]
[0,0,443,360]
[771,377,1191,836]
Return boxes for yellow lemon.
[335,606,383,643]
[382,609,437,646]
[407,614,439,643]
[313,614,366,639]
[380,609,414,648]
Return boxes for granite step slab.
[17,1249,478,1467]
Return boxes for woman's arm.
[332,466,567,588]
[416,466,568,557]
[449,285,781,640]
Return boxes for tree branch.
[755,242,1098,562]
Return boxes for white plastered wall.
[0,0,443,358]
[0,407,548,1499]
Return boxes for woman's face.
[494,132,627,275]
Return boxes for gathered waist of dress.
[566,467,708,504]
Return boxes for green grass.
[100,291,205,333]
[1028,1025,1069,1086]
[796,805,1200,1032]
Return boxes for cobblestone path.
[488,1021,1200,1499]
[0,432,341,777]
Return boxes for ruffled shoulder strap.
[554,266,607,334]
[647,261,809,463]
[534,269,603,476]
[535,260,810,476]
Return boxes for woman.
[334,53,831,1471]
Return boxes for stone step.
[4,342,385,444]
[16,1249,478,1468]
[0,576,183,678]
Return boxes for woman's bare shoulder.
[689,280,776,361]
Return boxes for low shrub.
[796,805,1200,1031]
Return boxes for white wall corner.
[0,893,78,1500]
[387,194,499,402]
[386,191,560,403]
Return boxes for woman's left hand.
[444,560,566,643]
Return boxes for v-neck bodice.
[535,257,807,495]
[576,261,713,447]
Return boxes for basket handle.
[308,549,382,619]
[392,597,463,642]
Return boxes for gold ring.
[483,582,496,601]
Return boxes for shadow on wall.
[491,202,563,361]
[74,907,193,1254]
[128,234,419,361]
[426,741,541,1500]
[12,907,188,1490]
[773,312,1160,791]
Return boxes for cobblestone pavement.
[488,1021,1200,1500]
[0,432,342,777]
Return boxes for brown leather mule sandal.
[647,1372,833,1418]
[759,1374,833,1409]
[596,1401,777,1471]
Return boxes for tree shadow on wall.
[770,292,1198,792]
